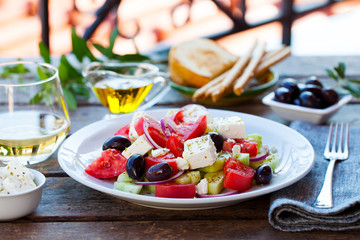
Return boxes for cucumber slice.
[204,171,225,195]
[144,178,156,193]
[114,181,143,194]
[116,171,133,182]
[174,171,201,185]
[200,154,228,172]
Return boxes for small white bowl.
[0,169,46,221]
[262,92,353,124]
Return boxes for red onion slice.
[249,145,269,162]
[132,170,184,185]
[160,117,176,138]
[196,189,239,198]
[143,119,162,149]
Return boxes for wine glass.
[0,61,70,165]
[82,62,169,119]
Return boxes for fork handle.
[313,158,336,208]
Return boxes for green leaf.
[342,84,360,98]
[63,87,78,110]
[326,68,338,81]
[348,79,360,85]
[113,53,150,62]
[39,42,51,63]
[334,62,345,79]
[93,43,112,58]
[71,27,97,62]
[59,55,82,80]
[70,83,90,99]
[29,91,44,104]
[109,27,118,52]
[37,66,49,80]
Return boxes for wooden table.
[1,56,360,239]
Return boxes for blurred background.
[0,0,359,58]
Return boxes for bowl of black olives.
[262,76,352,124]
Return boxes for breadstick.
[260,45,286,63]
[233,42,266,95]
[192,69,229,100]
[254,46,291,76]
[211,41,257,102]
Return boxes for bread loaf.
[169,39,237,88]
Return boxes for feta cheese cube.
[122,135,153,159]
[183,135,217,169]
[232,144,241,156]
[175,157,190,170]
[214,116,245,139]
[196,178,208,195]
[151,148,169,158]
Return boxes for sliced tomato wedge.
[166,133,184,158]
[155,183,196,198]
[134,117,145,136]
[169,110,184,124]
[223,157,255,192]
[176,115,207,141]
[148,125,168,148]
[145,152,178,176]
[85,149,127,179]
[114,124,130,139]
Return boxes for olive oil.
[92,78,153,113]
[0,111,70,164]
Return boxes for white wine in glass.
[0,61,70,165]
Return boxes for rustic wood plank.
[17,177,269,221]
[1,220,359,240]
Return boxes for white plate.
[58,108,315,210]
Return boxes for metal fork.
[313,122,350,208]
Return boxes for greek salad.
[85,104,279,198]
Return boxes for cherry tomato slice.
[169,110,184,124]
[85,149,127,179]
[155,183,196,198]
[134,117,145,136]
[176,115,207,141]
[148,125,168,148]
[166,133,184,158]
[114,124,130,139]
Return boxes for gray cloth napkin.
[268,121,360,232]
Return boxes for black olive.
[305,76,323,88]
[280,78,300,99]
[126,154,145,180]
[299,91,320,108]
[274,87,293,104]
[145,162,173,182]
[302,84,322,98]
[207,132,224,152]
[255,165,273,185]
[103,135,131,152]
[321,88,339,106]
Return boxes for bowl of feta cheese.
[0,161,46,221]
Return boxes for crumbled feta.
[183,135,217,169]
[196,178,208,195]
[213,116,245,139]
[122,135,153,159]
[0,161,36,195]
[232,144,241,157]
[175,157,190,170]
[151,148,170,158]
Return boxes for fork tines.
[324,122,350,160]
